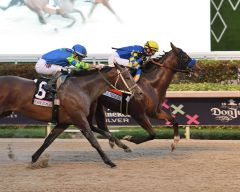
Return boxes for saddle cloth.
[102,89,132,114]
[32,78,54,107]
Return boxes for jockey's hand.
[91,64,104,69]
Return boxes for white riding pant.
[35,58,63,75]
[108,52,129,67]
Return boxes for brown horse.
[0,63,143,167]
[88,43,199,152]
[24,0,85,28]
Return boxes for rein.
[150,55,191,74]
[98,68,138,94]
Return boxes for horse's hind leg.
[0,0,19,11]
[124,114,156,144]
[0,111,12,119]
[32,124,69,163]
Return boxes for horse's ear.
[170,42,177,52]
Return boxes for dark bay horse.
[88,43,199,152]
[0,63,143,167]
[24,0,85,28]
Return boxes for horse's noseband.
[150,49,195,74]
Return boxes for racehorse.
[88,43,200,152]
[24,0,85,28]
[0,63,143,167]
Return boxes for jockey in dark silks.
[35,44,102,93]
[108,40,159,82]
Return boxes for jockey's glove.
[75,61,90,70]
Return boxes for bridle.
[98,67,139,95]
[149,49,193,74]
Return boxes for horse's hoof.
[32,156,37,163]
[109,140,115,148]
[109,139,115,149]
[171,143,176,152]
[171,136,180,151]
[124,148,132,153]
[107,161,117,168]
[122,135,132,141]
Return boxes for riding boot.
[43,71,62,94]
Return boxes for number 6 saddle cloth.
[32,78,55,107]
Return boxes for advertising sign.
[1,98,239,126]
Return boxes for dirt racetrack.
[0,139,240,192]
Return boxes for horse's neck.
[71,70,117,101]
[141,67,174,102]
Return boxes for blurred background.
[0,0,210,54]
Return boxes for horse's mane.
[70,66,112,77]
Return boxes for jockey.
[46,0,60,10]
[35,44,102,93]
[108,40,159,82]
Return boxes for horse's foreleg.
[71,111,116,168]
[61,13,76,28]
[88,3,97,18]
[169,118,179,152]
[32,124,68,163]
[72,8,86,24]
[123,114,156,144]
[102,2,121,22]
[94,102,131,152]
[36,11,47,24]
[88,102,115,147]
[88,101,114,145]
[155,110,180,151]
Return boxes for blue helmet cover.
[72,44,87,57]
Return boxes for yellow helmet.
[144,40,159,52]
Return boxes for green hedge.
[172,60,240,83]
[0,60,239,83]
[0,63,39,79]
[1,126,240,140]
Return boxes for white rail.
[1,52,240,63]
